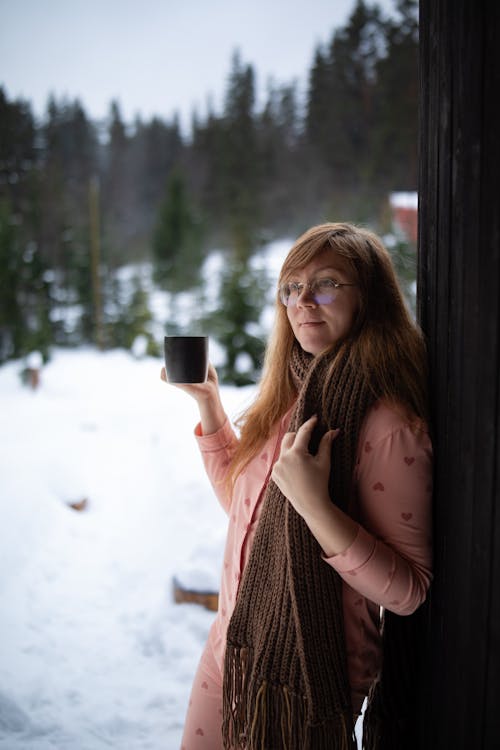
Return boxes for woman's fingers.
[317,427,340,458]
[282,416,340,458]
[280,431,296,450]
[290,414,318,452]
[281,415,317,451]
[161,362,217,389]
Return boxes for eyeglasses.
[278,277,357,307]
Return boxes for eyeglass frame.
[278,277,358,307]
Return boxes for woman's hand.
[272,415,337,518]
[160,362,220,403]
[160,363,226,435]
[271,415,358,556]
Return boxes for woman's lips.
[299,320,324,327]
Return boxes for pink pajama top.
[194,400,433,713]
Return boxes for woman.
[162,223,433,750]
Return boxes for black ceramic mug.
[163,335,209,383]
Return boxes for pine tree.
[152,170,204,292]
[106,274,159,355]
[0,198,52,363]
[0,87,37,216]
[189,107,228,246]
[36,97,100,346]
[305,1,386,219]
[306,47,332,165]
[101,101,128,263]
[40,97,98,263]
[221,52,261,259]
[204,258,269,386]
[0,91,54,361]
[0,199,22,361]
[371,0,419,189]
[132,115,183,250]
[257,81,305,233]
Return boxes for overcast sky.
[0,0,395,131]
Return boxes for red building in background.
[389,191,418,243]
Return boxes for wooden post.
[418,1,500,746]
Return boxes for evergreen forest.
[0,0,419,384]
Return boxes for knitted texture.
[222,344,375,750]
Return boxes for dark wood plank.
[418,1,500,747]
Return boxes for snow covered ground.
[0,346,256,749]
[0,232,384,748]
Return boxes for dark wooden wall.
[418,0,500,747]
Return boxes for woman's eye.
[317,279,335,291]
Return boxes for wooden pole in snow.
[89,175,104,350]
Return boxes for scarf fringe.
[223,645,250,748]
[223,645,355,750]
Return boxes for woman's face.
[284,250,360,356]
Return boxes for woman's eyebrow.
[291,266,347,277]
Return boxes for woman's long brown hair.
[228,222,429,485]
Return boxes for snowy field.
[0,346,257,749]
[0,233,379,749]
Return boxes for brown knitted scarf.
[222,343,376,749]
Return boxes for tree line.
[0,0,418,381]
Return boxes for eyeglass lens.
[281,280,337,306]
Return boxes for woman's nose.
[296,285,317,307]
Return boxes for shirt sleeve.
[325,416,433,616]
[194,418,239,514]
